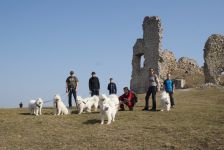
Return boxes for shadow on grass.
[83,119,100,125]
[19,112,31,115]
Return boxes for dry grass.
[0,88,224,150]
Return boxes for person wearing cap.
[89,72,100,96]
[107,78,117,95]
[142,68,160,111]
[119,87,137,111]
[66,71,79,108]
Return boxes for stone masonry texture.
[131,16,203,93]
[204,34,224,85]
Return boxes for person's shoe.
[142,108,149,111]
[119,108,125,111]
[171,105,175,108]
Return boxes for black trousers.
[145,86,157,110]
[68,88,77,108]
[91,90,99,96]
[167,91,175,106]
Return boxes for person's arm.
[89,78,92,91]
[155,74,160,91]
[107,83,110,91]
[66,78,69,93]
[76,82,78,91]
[172,80,175,93]
[97,77,100,90]
[66,83,68,93]
[75,76,79,91]
[119,94,124,101]
[115,83,117,94]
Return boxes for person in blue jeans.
[163,73,175,108]
[66,71,79,109]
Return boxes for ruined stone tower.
[131,16,163,93]
[131,16,203,93]
[204,34,224,85]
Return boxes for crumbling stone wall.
[204,34,224,85]
[159,50,177,79]
[131,16,162,93]
[177,57,203,75]
[131,16,203,93]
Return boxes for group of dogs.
[28,91,171,125]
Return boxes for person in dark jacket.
[66,70,79,108]
[19,102,23,108]
[107,78,117,95]
[89,72,100,96]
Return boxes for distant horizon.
[0,0,223,108]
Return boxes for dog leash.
[44,99,54,104]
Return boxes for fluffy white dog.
[160,91,171,111]
[28,98,43,116]
[76,96,99,114]
[54,94,69,115]
[99,94,119,124]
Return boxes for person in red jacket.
[119,87,137,111]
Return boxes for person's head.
[148,68,154,75]
[123,87,129,94]
[109,78,113,82]
[91,71,96,76]
[167,73,171,79]
[70,71,74,75]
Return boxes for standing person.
[142,68,160,111]
[19,102,23,108]
[164,73,175,108]
[89,72,100,96]
[119,87,137,111]
[66,70,79,109]
[107,78,117,95]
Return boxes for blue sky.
[0,0,223,108]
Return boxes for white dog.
[54,94,69,115]
[76,96,99,114]
[160,91,171,111]
[28,98,43,116]
[100,103,117,125]
[99,94,119,124]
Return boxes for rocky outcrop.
[177,57,203,75]
[204,34,224,85]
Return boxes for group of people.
[65,68,175,112]
[66,71,118,108]
[142,68,175,111]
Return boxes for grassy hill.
[0,88,224,150]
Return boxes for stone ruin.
[131,16,203,93]
[204,34,224,85]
